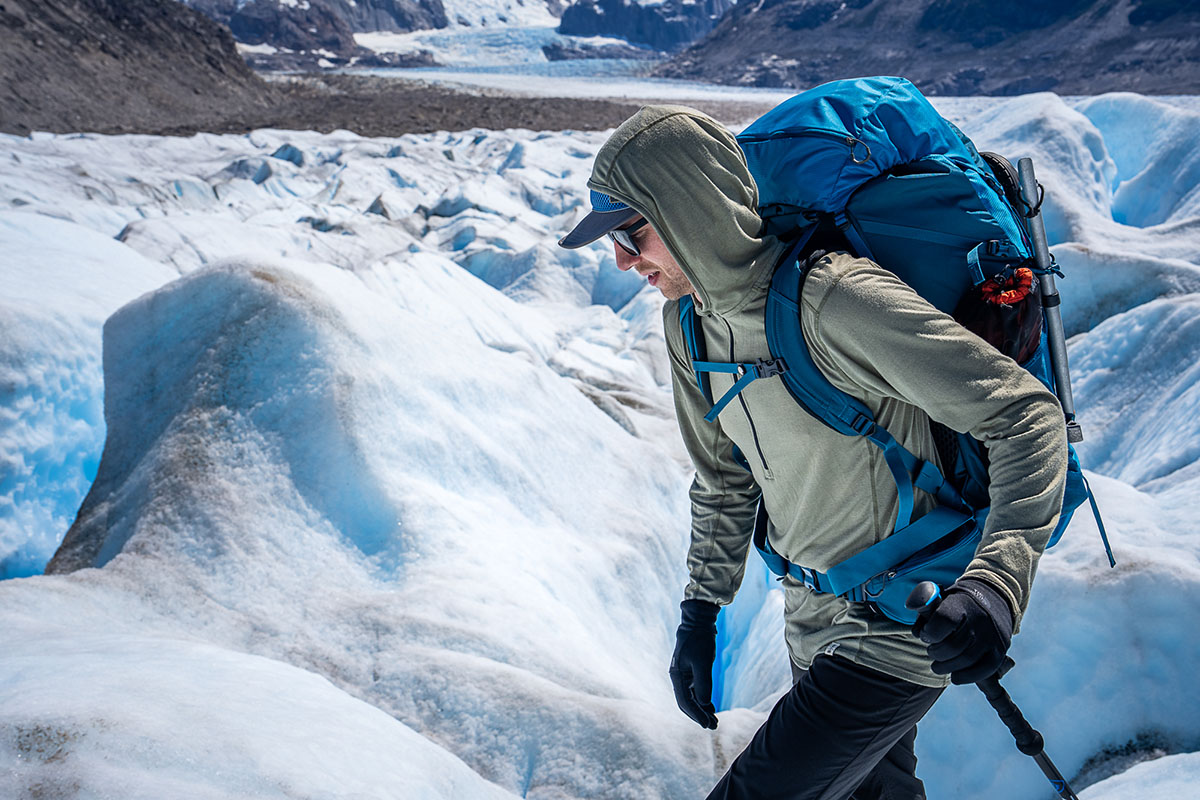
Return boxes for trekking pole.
[906,582,1082,800]
[1016,158,1083,444]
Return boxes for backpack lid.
[737,76,987,214]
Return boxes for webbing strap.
[753,507,841,596]
[967,240,1029,287]
[859,422,965,530]
[679,298,710,401]
[1082,473,1117,568]
[891,435,962,510]
[868,427,917,531]
[703,366,759,422]
[754,504,984,599]
[835,212,875,261]
[693,359,789,423]
[692,361,742,375]
[967,243,987,286]
[823,506,982,595]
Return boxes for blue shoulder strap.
[681,243,987,611]
[683,241,963,534]
[764,253,964,530]
[678,296,711,404]
[679,296,752,473]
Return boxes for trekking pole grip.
[905,581,942,614]
[906,583,1081,800]
[905,583,1033,749]
[976,674,1044,756]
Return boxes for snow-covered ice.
[2,89,1199,798]
[353,25,656,74]
[0,212,176,579]
[2,629,520,800]
[355,63,804,106]
[1081,751,1200,799]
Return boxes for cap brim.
[558,207,640,249]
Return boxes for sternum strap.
[693,358,788,423]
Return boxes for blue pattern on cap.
[590,190,629,213]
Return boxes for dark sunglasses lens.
[608,230,639,256]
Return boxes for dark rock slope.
[656,0,1200,95]
[0,0,276,136]
[558,0,733,51]
[0,0,646,138]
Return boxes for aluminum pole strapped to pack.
[1016,158,1083,444]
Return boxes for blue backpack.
[679,76,1113,624]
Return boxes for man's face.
[611,216,696,301]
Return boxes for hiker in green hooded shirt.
[559,106,1067,800]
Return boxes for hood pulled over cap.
[583,105,784,315]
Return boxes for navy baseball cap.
[558,190,640,249]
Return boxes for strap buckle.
[754,357,787,378]
[792,565,824,593]
[736,358,788,379]
[848,412,874,435]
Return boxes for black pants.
[705,655,944,800]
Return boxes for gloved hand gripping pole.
[907,582,1081,800]
[1017,158,1083,444]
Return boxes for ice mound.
[13,255,753,797]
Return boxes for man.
[558,105,1066,800]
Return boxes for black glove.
[669,599,720,729]
[913,577,1014,685]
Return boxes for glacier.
[1,91,1198,798]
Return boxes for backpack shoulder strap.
[684,242,962,531]
[766,251,876,438]
[678,295,753,473]
[768,251,966,529]
[678,295,713,405]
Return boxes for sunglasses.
[607,217,650,256]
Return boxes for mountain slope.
[0,0,643,136]
[656,0,1200,95]
[0,0,276,135]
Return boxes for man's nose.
[614,243,637,271]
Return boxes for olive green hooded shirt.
[588,106,1067,688]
